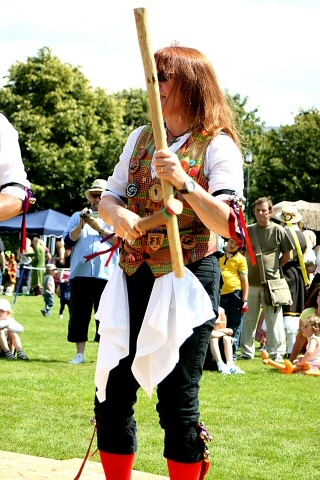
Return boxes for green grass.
[1,294,320,479]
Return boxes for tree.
[249,109,320,205]
[226,92,265,221]
[0,47,271,218]
[112,88,150,131]
[0,47,126,215]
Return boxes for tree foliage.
[112,88,150,131]
[0,47,126,215]
[226,91,265,156]
[250,109,320,205]
[1,46,317,222]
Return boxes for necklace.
[165,125,190,145]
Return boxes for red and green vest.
[120,125,218,277]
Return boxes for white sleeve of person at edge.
[95,265,215,400]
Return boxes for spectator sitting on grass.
[210,307,245,374]
[0,298,30,360]
[292,315,320,370]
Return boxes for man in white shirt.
[0,113,30,221]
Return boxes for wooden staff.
[135,198,183,233]
[134,7,185,278]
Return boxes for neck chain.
[165,125,190,145]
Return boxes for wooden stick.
[135,198,183,233]
[134,7,185,278]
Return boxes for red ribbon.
[20,187,34,252]
[239,208,256,265]
[73,425,97,480]
[83,234,121,267]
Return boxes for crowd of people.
[1,45,320,480]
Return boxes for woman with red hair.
[94,45,244,480]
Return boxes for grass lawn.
[1,294,320,480]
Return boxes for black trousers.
[94,256,219,462]
[68,277,107,343]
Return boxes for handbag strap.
[251,224,266,284]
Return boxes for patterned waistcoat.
[120,125,217,277]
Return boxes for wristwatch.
[177,177,196,194]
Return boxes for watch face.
[186,179,196,193]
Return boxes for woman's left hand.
[153,149,189,190]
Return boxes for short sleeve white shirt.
[104,126,243,202]
[0,113,30,200]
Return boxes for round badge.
[149,184,163,202]
[181,234,196,250]
[189,166,199,177]
[189,159,196,167]
[180,160,190,172]
[126,182,139,198]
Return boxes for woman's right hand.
[99,199,142,242]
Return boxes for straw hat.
[85,179,107,201]
[275,205,302,224]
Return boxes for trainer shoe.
[41,309,47,317]
[4,350,16,360]
[59,314,64,319]
[229,365,246,374]
[272,355,284,363]
[17,350,30,361]
[69,353,85,364]
[239,355,252,360]
[218,363,231,374]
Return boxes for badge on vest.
[181,234,196,250]
[149,184,163,202]
[129,160,140,174]
[147,233,164,251]
[126,182,139,198]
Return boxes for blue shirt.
[63,212,119,281]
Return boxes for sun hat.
[46,263,57,271]
[303,229,317,248]
[275,205,303,224]
[85,179,107,201]
[0,298,12,311]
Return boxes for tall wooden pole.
[134,7,185,278]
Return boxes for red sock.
[99,451,135,480]
[167,459,209,480]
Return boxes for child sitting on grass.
[41,263,57,317]
[0,299,30,360]
[210,307,245,374]
[293,315,320,370]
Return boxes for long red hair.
[155,46,240,147]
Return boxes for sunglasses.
[91,193,101,199]
[157,71,173,83]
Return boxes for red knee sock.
[167,459,210,480]
[99,451,135,480]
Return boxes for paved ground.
[0,450,169,480]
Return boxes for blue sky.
[0,0,319,127]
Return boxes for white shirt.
[104,126,244,203]
[0,113,30,200]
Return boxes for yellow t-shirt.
[220,251,248,295]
